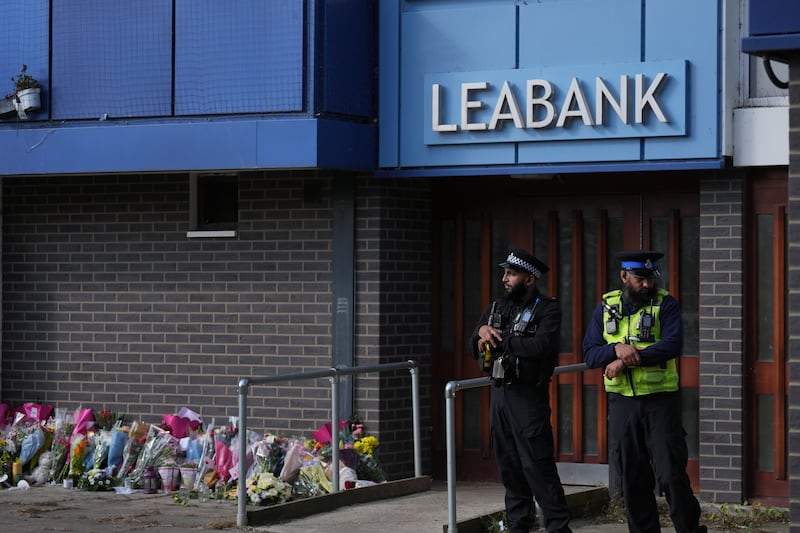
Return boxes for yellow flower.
[354,435,378,457]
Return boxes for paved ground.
[0,480,790,533]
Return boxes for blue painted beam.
[0,118,375,175]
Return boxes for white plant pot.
[15,87,41,113]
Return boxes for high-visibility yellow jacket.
[601,289,679,396]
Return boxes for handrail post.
[330,368,340,493]
[409,361,422,477]
[444,364,587,533]
[234,360,422,526]
[445,381,458,533]
[237,378,249,527]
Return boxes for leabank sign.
[424,60,687,146]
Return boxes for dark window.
[196,174,238,230]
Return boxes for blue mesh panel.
[175,0,305,115]
[51,0,173,119]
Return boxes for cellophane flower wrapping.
[18,402,54,424]
[252,433,286,477]
[213,420,238,482]
[107,426,128,475]
[245,471,292,506]
[18,426,46,466]
[50,409,72,482]
[117,421,148,479]
[228,429,261,482]
[129,424,179,486]
[193,419,217,489]
[279,439,309,483]
[92,427,113,471]
[70,407,95,441]
[69,433,89,477]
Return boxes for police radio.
[637,310,654,339]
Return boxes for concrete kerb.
[246,476,431,526]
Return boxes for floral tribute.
[246,472,292,505]
[0,403,386,508]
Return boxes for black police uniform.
[582,251,705,533]
[472,250,571,533]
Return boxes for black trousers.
[490,382,572,533]
[608,391,703,533]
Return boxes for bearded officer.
[582,250,706,533]
[472,247,572,533]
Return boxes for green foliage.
[11,64,40,92]
[482,511,509,532]
[594,497,788,532]
[704,501,789,532]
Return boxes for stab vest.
[601,288,679,396]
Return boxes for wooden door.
[745,171,788,503]
[430,174,700,485]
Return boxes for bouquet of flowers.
[117,421,148,479]
[129,425,179,485]
[353,435,385,483]
[94,409,123,432]
[92,427,113,471]
[0,435,15,480]
[213,421,238,482]
[293,464,331,497]
[249,434,286,478]
[77,468,114,491]
[52,436,70,483]
[69,433,90,477]
[245,472,292,506]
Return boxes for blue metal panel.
[375,158,726,178]
[749,0,800,36]
[0,1,49,119]
[398,4,518,167]
[743,34,800,56]
[379,0,722,172]
[321,0,374,118]
[378,2,401,167]
[519,0,642,67]
[0,118,374,175]
[517,0,642,164]
[644,0,718,160]
[317,119,376,170]
[51,0,172,119]
[174,0,304,115]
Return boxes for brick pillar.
[698,176,745,503]
[787,56,800,530]
[355,177,432,479]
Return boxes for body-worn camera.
[602,301,622,335]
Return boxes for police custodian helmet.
[499,247,549,279]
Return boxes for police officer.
[582,251,706,533]
[472,247,571,533]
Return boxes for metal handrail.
[236,360,421,527]
[443,363,589,533]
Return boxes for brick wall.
[1,172,434,480]
[1,172,338,435]
[354,177,432,479]
[698,175,745,503]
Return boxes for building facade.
[1,0,797,520]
